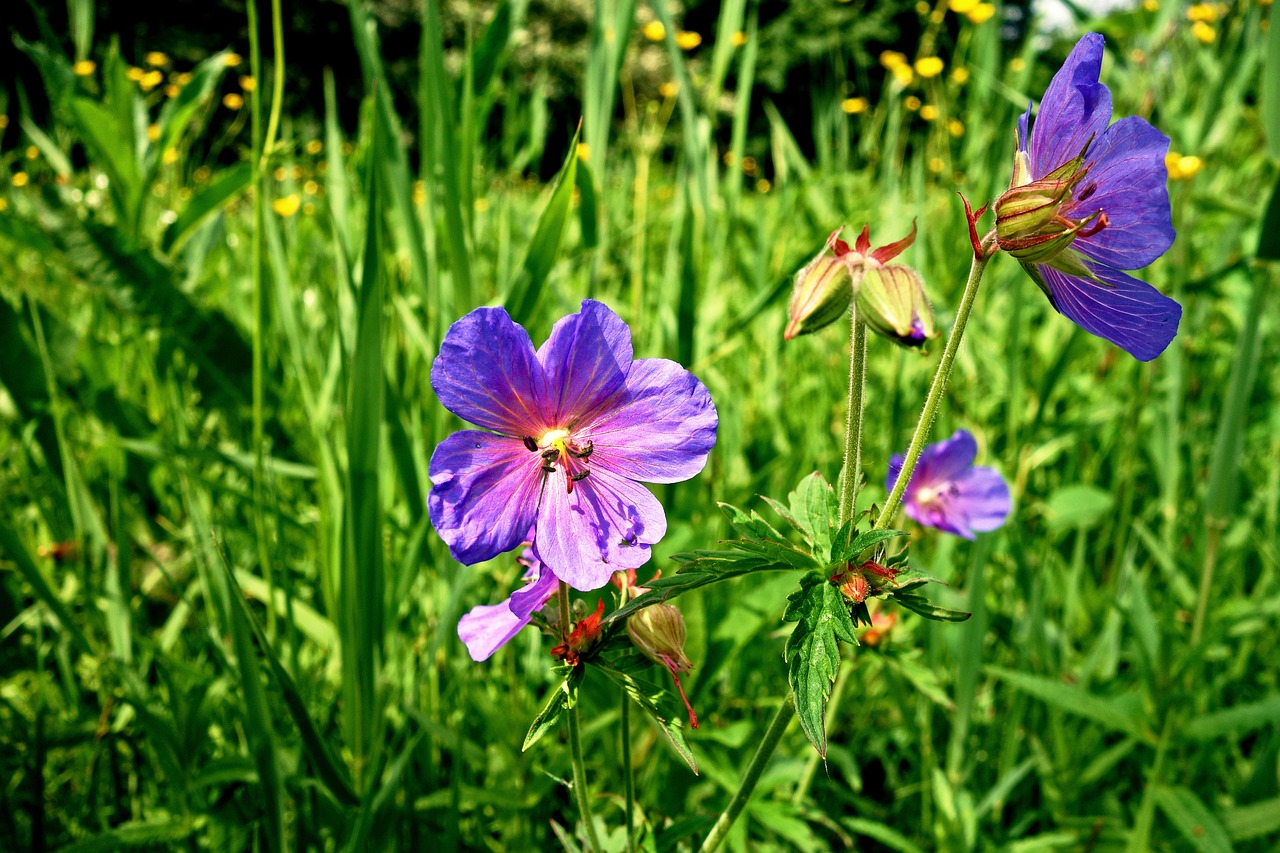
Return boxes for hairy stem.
[560,583,603,853]
[838,309,869,524]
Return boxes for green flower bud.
[855,263,937,349]
[627,604,692,674]
[785,236,856,340]
[995,143,1107,267]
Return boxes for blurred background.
[1,0,1277,849]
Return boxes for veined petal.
[1028,33,1113,179]
[456,564,558,661]
[1070,116,1174,269]
[532,467,666,591]
[913,430,978,491]
[1037,262,1181,362]
[429,431,542,565]
[431,307,548,435]
[952,467,1012,534]
[582,358,718,484]
[538,300,634,427]
[904,498,974,539]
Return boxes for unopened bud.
[994,143,1107,271]
[855,264,936,349]
[785,237,856,340]
[627,604,692,673]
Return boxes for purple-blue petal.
[532,467,665,591]
[429,431,543,565]
[912,430,978,492]
[456,563,558,661]
[1029,33,1113,178]
[1069,116,1174,270]
[1036,262,1181,362]
[431,307,549,436]
[582,358,718,484]
[537,300,634,427]
[951,466,1012,534]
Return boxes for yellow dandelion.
[967,3,996,24]
[1010,57,1026,72]
[1142,0,1158,9]
[920,104,939,120]
[305,139,323,155]
[146,124,161,142]
[659,81,678,98]
[12,172,30,187]
[25,145,38,160]
[164,84,180,98]
[891,64,914,86]
[675,31,702,50]
[224,52,243,68]
[756,178,771,193]
[412,180,426,205]
[951,66,970,84]
[841,96,869,114]
[722,151,736,166]
[127,66,145,82]
[1186,2,1216,22]
[576,142,591,162]
[731,31,748,47]
[949,0,979,13]
[272,194,301,217]
[915,56,944,78]
[880,50,907,68]
[303,179,319,195]
[475,197,491,213]
[1191,21,1215,43]
[73,60,96,76]
[1165,152,1203,180]
[239,75,256,92]
[928,157,946,173]
[163,148,179,165]
[904,95,922,111]
[741,155,758,176]
[947,118,964,137]
[223,93,244,110]
[146,51,169,66]
[140,69,163,91]
[642,21,665,42]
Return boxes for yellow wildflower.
[741,156,758,176]
[475,197,490,212]
[127,66,145,81]
[675,31,702,50]
[224,52,243,68]
[163,148,179,165]
[146,51,169,66]
[1165,152,1203,180]
[12,172,30,187]
[947,118,964,137]
[239,75,256,92]
[412,180,426,205]
[919,104,939,120]
[1010,57,1026,72]
[915,1,929,14]
[305,139,324,155]
[25,146,38,160]
[174,72,193,86]
[880,50,907,68]
[756,178,771,193]
[164,84,180,98]
[1186,2,1216,21]
[915,56,944,78]
[0,198,8,212]
[1191,21,1215,43]
[147,124,161,142]
[1142,0,1158,9]
[841,97,869,114]
[272,166,288,181]
[928,157,946,173]
[576,142,591,162]
[642,21,665,41]
[272,194,301,217]
[731,31,748,47]
[73,60,96,76]
[223,93,244,110]
[891,64,914,86]
[951,67,970,84]
[659,81,678,98]
[303,179,319,195]
[140,70,163,91]
[904,95,922,111]
[967,3,996,24]
[949,0,979,12]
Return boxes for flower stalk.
[560,582,604,853]
[838,309,869,523]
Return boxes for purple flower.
[457,543,557,661]
[993,32,1180,362]
[429,299,717,597]
[886,430,1011,539]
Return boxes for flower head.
[429,299,717,593]
[994,33,1180,362]
[886,429,1011,539]
[456,542,557,661]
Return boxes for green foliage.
[782,573,858,757]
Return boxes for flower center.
[523,428,593,494]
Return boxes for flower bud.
[994,144,1106,270]
[855,263,936,349]
[785,236,856,340]
[627,604,692,674]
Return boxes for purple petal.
[429,431,543,565]
[1037,262,1181,362]
[538,300,634,427]
[1069,116,1174,270]
[456,564,558,661]
[1029,33,1113,178]
[912,430,978,491]
[951,466,1012,534]
[532,467,666,591]
[582,358,718,484]
[431,307,549,436]
[904,499,975,539]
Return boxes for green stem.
[698,694,795,853]
[559,583,603,853]
[1190,522,1223,647]
[621,690,636,853]
[838,310,869,524]
[875,245,992,530]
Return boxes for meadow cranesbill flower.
[886,429,1010,539]
[430,299,717,595]
[456,543,557,661]
[993,32,1179,362]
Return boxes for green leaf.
[787,472,838,555]
[150,50,229,180]
[505,125,580,324]
[160,163,252,254]
[58,818,202,853]
[893,592,971,623]
[524,667,583,751]
[1263,0,1280,159]
[597,664,698,774]
[1222,796,1280,841]
[832,527,908,565]
[0,519,93,654]
[575,157,599,249]
[1183,695,1280,741]
[783,573,858,756]
[1152,785,1235,853]
[1257,173,1280,261]
[986,666,1147,739]
[1043,484,1114,532]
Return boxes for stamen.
[571,469,590,482]
[1080,211,1108,238]
[542,463,557,473]
[570,440,594,459]
[522,436,538,452]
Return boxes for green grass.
[1,0,1279,850]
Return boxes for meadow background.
[1,0,1279,849]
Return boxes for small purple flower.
[886,430,1011,540]
[994,33,1180,362]
[429,299,717,597]
[457,543,557,661]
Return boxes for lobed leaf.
[783,573,858,756]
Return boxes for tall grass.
[1,0,1278,849]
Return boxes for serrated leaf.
[524,667,582,751]
[832,527,907,564]
[893,592,971,623]
[597,664,698,774]
[718,501,788,541]
[783,573,858,756]
[788,472,838,555]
